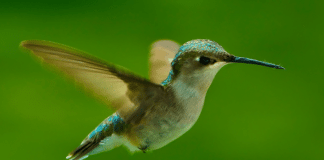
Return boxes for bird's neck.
[166,68,220,122]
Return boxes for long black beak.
[231,56,285,69]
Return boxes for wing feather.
[149,40,180,84]
[20,40,162,116]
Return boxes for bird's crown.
[171,39,227,67]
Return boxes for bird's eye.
[199,56,210,65]
[199,56,214,65]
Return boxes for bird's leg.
[138,145,148,153]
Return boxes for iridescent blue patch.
[90,123,108,138]
[161,70,173,86]
[89,131,96,139]
[108,116,113,122]
[89,116,112,139]
[112,114,125,132]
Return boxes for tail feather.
[67,114,126,160]
[67,140,100,160]
[66,117,115,160]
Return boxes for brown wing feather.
[20,40,162,117]
[149,40,180,84]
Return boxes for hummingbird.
[20,39,284,160]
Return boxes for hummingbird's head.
[162,39,284,90]
[171,39,230,76]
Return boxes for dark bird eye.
[199,56,211,65]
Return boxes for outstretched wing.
[149,40,180,84]
[20,40,163,117]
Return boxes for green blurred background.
[1,0,323,160]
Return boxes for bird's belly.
[124,91,205,151]
[127,112,199,151]
[147,122,193,150]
